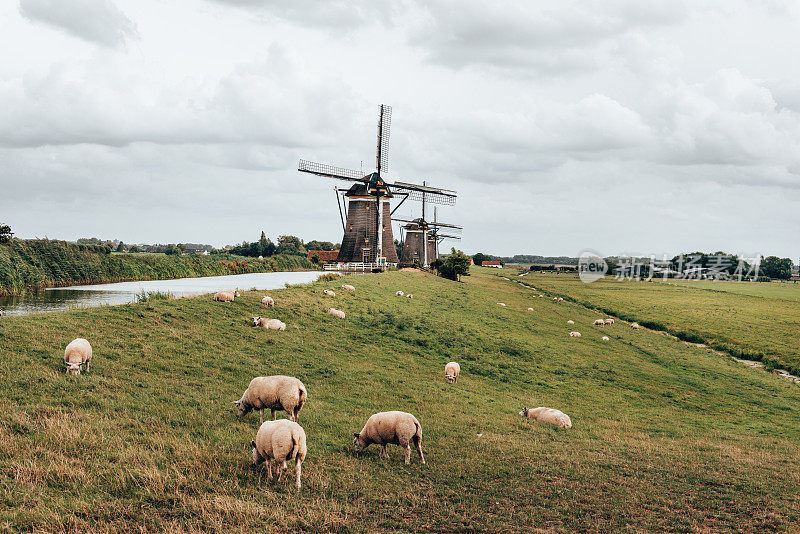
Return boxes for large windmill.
[299,105,457,266]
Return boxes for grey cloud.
[19,0,138,49]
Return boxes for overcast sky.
[1,0,799,259]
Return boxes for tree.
[310,253,320,264]
[472,252,491,266]
[129,245,140,253]
[0,223,13,244]
[306,240,336,252]
[437,248,471,281]
[760,256,793,280]
[116,241,125,252]
[165,245,182,256]
[276,235,306,256]
[394,239,403,260]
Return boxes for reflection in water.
[0,271,327,316]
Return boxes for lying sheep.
[497,303,506,307]
[406,294,413,299]
[569,331,581,338]
[252,317,286,330]
[538,295,544,298]
[353,411,425,465]
[602,336,610,341]
[630,322,641,329]
[323,289,336,297]
[593,319,606,326]
[342,284,355,292]
[553,297,558,301]
[261,296,275,307]
[213,290,241,302]
[395,291,404,296]
[518,407,572,429]
[567,320,575,325]
[444,362,460,383]
[527,307,534,311]
[234,375,307,423]
[558,297,564,302]
[64,338,92,375]
[328,308,345,319]
[252,419,307,489]
[604,318,614,325]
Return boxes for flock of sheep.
[59,277,576,490]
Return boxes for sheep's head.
[445,374,455,383]
[234,290,241,298]
[252,317,261,326]
[352,433,366,451]
[232,400,250,417]
[65,362,82,375]
[251,442,261,465]
[518,408,529,417]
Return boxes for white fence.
[323,262,398,272]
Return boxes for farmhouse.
[308,250,340,263]
[483,261,502,268]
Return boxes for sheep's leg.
[292,405,301,422]
[404,444,411,465]
[266,457,273,480]
[415,437,426,465]
[294,459,302,489]
[271,409,277,421]
[277,460,287,483]
[259,409,264,424]
[380,444,389,460]
[85,360,90,374]
[282,403,295,422]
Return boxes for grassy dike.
[1,268,799,532]
[0,240,314,295]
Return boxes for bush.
[676,331,705,344]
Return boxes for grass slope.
[0,240,314,295]
[1,268,799,532]
[518,272,800,374]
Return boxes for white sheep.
[569,331,581,337]
[323,289,336,297]
[518,407,572,429]
[213,290,240,302]
[558,297,564,302]
[251,419,307,489]
[497,303,506,307]
[353,411,425,465]
[527,307,534,311]
[444,362,460,383]
[406,294,413,299]
[396,291,404,296]
[252,317,286,330]
[233,375,307,423]
[553,297,558,301]
[567,320,575,324]
[630,322,641,329]
[64,338,92,375]
[604,318,614,325]
[328,308,345,319]
[261,296,275,307]
[342,284,355,292]
[593,319,606,326]
[602,336,610,341]
[538,295,544,298]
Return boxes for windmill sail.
[376,105,392,174]
[298,160,366,182]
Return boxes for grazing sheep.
[213,290,240,302]
[261,296,275,307]
[252,317,286,330]
[569,331,581,338]
[553,297,558,301]
[342,284,355,292]
[233,375,307,423]
[64,338,92,375]
[604,318,614,325]
[497,303,506,307]
[328,308,346,319]
[558,297,564,302]
[518,407,572,429]
[593,319,606,326]
[396,291,404,296]
[251,419,307,489]
[406,294,413,299]
[527,307,534,311]
[630,322,641,329]
[323,289,336,297]
[538,295,544,298]
[353,411,425,465]
[567,320,575,324]
[602,336,610,341]
[444,362,460,383]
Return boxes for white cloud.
[19,0,138,49]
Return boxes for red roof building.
[482,260,502,268]
[308,250,340,263]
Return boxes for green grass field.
[1,268,799,532]
[515,272,800,375]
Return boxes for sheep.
[213,290,240,302]
[497,303,506,307]
[396,291,404,296]
[353,411,425,465]
[518,407,572,429]
[252,317,286,330]
[342,284,355,292]
[602,336,610,341]
[569,331,581,337]
[323,289,336,297]
[251,419,307,489]
[538,295,544,298]
[553,297,558,301]
[328,308,345,319]
[444,362,460,383]
[593,319,606,326]
[604,318,614,325]
[233,375,307,423]
[527,307,534,311]
[64,338,92,375]
[567,320,575,324]
[558,297,564,302]
[630,322,641,329]
[406,294,413,299]
[261,296,275,307]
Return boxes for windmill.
[298,105,457,266]
[394,181,462,267]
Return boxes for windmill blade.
[435,233,461,239]
[391,181,457,206]
[393,217,461,232]
[376,104,392,174]
[298,159,367,182]
[428,221,462,230]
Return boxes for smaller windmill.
[394,189,462,267]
